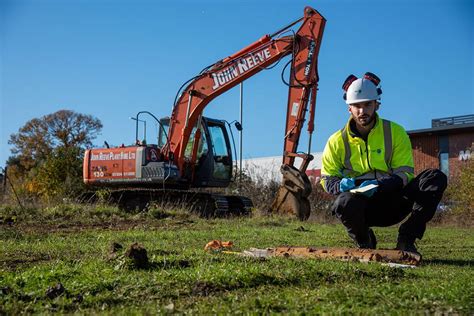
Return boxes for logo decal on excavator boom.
[304,40,316,77]
[212,48,272,90]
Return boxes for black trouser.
[332,169,448,243]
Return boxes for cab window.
[208,125,228,157]
[184,126,208,160]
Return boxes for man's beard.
[355,112,376,127]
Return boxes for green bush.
[308,183,335,223]
[35,147,85,201]
[441,159,474,225]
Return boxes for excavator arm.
[164,6,326,219]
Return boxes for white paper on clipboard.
[350,184,379,194]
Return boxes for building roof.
[408,114,474,136]
[407,123,474,136]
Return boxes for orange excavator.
[83,6,326,220]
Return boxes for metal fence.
[432,114,474,127]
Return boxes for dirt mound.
[125,242,149,269]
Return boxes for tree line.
[5,110,102,202]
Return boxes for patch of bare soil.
[192,281,224,296]
[1,252,53,270]
[0,218,196,234]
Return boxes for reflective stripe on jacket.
[320,114,414,193]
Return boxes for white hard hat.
[342,72,382,105]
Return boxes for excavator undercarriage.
[81,188,253,218]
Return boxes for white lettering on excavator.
[111,171,136,177]
[304,40,316,77]
[90,151,136,161]
[212,48,272,90]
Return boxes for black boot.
[396,237,419,255]
[356,228,377,249]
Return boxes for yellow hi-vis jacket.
[320,114,414,194]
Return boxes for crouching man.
[320,72,447,255]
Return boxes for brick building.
[407,114,474,180]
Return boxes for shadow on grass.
[148,258,193,270]
[122,257,194,270]
[191,273,302,297]
[189,264,410,297]
[424,258,474,267]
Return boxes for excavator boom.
[164,7,326,176]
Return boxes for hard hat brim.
[346,98,379,105]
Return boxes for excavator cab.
[193,117,233,187]
[159,117,233,188]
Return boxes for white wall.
[238,152,323,183]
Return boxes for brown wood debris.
[242,246,421,266]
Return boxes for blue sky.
[1,0,473,166]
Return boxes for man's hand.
[339,178,356,192]
[357,180,379,197]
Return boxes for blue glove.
[339,178,356,192]
[358,180,379,197]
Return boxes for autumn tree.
[7,110,102,200]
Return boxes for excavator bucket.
[270,164,312,220]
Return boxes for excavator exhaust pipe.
[270,164,312,221]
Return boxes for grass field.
[1,205,473,314]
